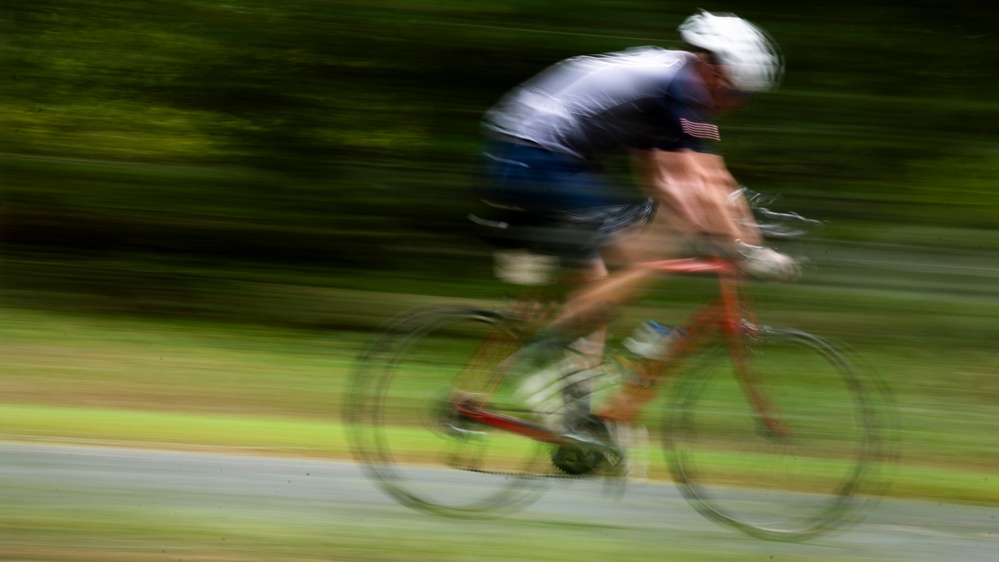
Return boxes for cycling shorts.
[473,140,652,261]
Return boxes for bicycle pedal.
[432,390,487,441]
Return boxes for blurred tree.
[2,0,997,285]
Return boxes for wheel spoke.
[668,329,894,541]
[347,308,551,514]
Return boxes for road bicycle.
[346,203,896,542]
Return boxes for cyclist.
[475,11,798,463]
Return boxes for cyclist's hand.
[735,240,800,282]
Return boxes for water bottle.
[622,320,682,360]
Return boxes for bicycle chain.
[451,446,625,480]
[458,465,588,480]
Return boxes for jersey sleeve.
[656,64,721,154]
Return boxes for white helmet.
[678,10,784,93]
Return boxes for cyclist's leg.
[554,257,608,425]
[480,138,625,329]
[508,254,609,431]
[550,209,689,337]
[478,141,623,430]
[535,212,686,472]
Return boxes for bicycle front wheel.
[667,328,894,541]
[346,307,552,516]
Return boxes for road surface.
[0,443,995,561]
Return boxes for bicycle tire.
[346,306,552,516]
[666,327,895,541]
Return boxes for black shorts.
[472,141,654,261]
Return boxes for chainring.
[550,414,619,476]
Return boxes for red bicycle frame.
[455,255,785,444]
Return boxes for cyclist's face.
[711,65,751,113]
[717,84,753,113]
[694,54,749,114]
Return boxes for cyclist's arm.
[632,62,763,248]
[633,148,762,248]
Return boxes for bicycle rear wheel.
[667,328,894,541]
[346,307,552,516]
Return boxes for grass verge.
[1,303,997,507]
[3,402,997,506]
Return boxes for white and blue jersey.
[485,47,720,163]
[476,47,719,259]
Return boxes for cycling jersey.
[484,47,720,162]
[476,47,721,260]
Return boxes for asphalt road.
[0,443,996,561]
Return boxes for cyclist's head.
[678,10,783,93]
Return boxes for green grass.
[1,302,997,507]
[4,402,994,507]
[0,302,999,504]
[1,300,997,561]
[0,403,342,456]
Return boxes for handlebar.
[730,187,824,240]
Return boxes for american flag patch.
[680,118,721,141]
